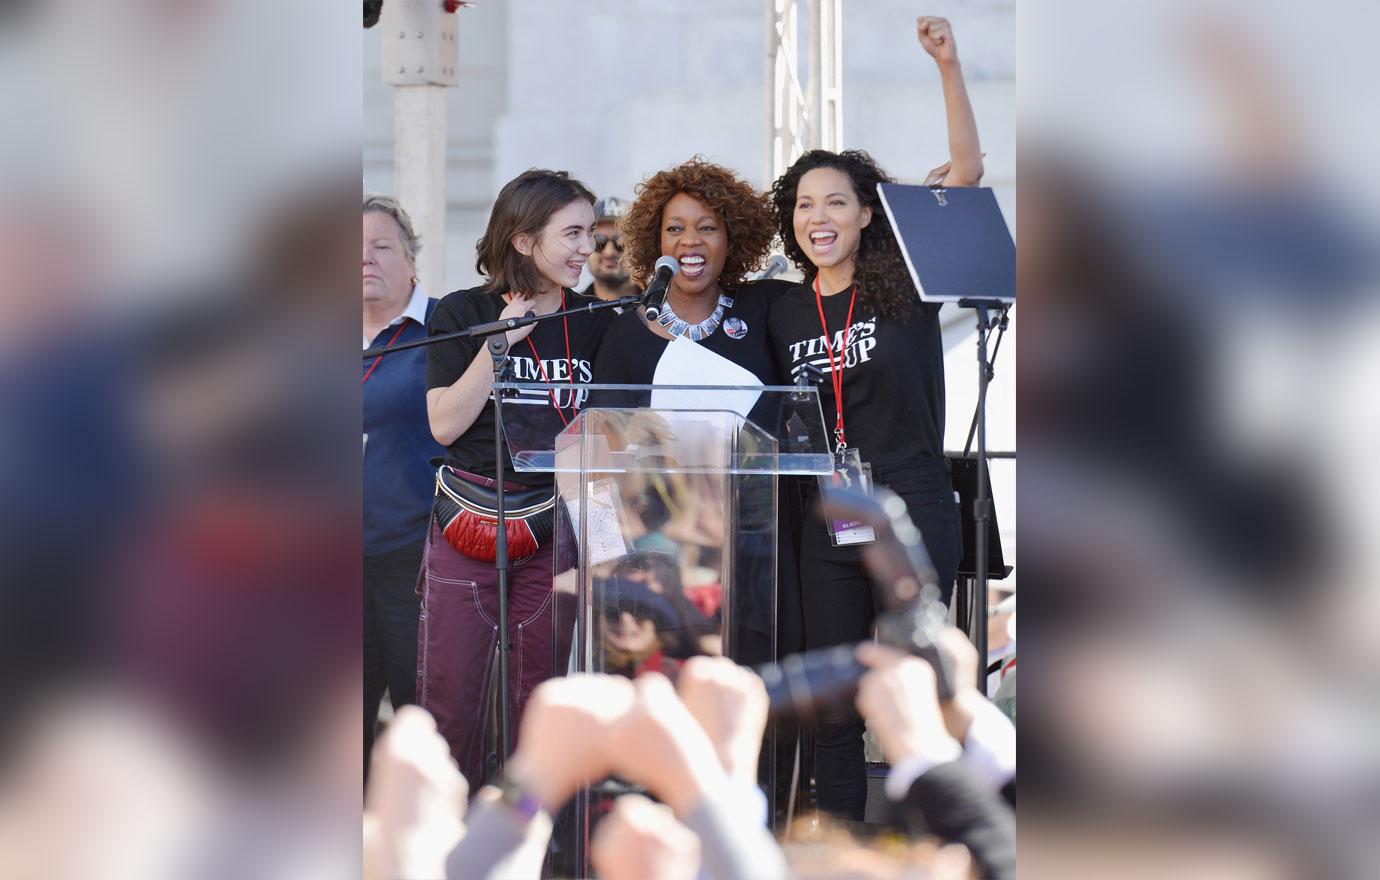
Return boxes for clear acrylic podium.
[497,383,831,875]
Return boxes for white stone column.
[394,87,448,293]
[381,0,459,294]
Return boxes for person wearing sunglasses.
[585,196,638,303]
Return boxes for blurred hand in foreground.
[591,794,701,880]
[676,656,769,787]
[856,642,960,765]
[608,673,729,817]
[363,706,467,880]
[504,674,636,811]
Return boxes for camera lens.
[757,644,867,727]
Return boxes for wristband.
[496,771,546,823]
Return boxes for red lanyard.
[813,277,857,453]
[362,321,410,384]
[522,290,576,427]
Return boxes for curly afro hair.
[770,149,916,323]
[621,157,776,295]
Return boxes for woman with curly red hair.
[591,157,806,661]
[591,159,804,827]
[591,157,791,385]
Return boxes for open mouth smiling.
[808,230,838,253]
[678,253,706,278]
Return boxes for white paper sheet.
[650,336,762,417]
[562,478,631,566]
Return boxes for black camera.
[755,485,955,726]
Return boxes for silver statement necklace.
[656,293,734,342]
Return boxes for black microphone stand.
[486,331,516,766]
[955,298,1010,693]
[364,289,646,774]
[362,294,640,361]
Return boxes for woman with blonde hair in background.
[362,194,442,784]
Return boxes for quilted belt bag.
[434,466,555,563]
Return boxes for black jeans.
[797,469,960,820]
[364,537,425,783]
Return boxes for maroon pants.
[416,515,573,790]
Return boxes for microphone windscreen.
[761,254,790,278]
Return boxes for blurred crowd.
[365,638,1014,880]
[1017,3,1380,877]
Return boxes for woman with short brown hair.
[421,168,614,787]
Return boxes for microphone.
[641,256,679,321]
[755,253,791,280]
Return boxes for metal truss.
[763,0,843,189]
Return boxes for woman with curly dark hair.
[591,157,791,385]
[768,147,966,821]
[764,14,985,822]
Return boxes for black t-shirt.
[426,286,615,488]
[768,282,947,479]
[592,279,795,386]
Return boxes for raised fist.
[676,656,768,785]
[917,16,958,66]
[364,706,467,880]
[505,674,636,811]
[856,642,958,766]
[608,673,728,817]
[591,795,701,880]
